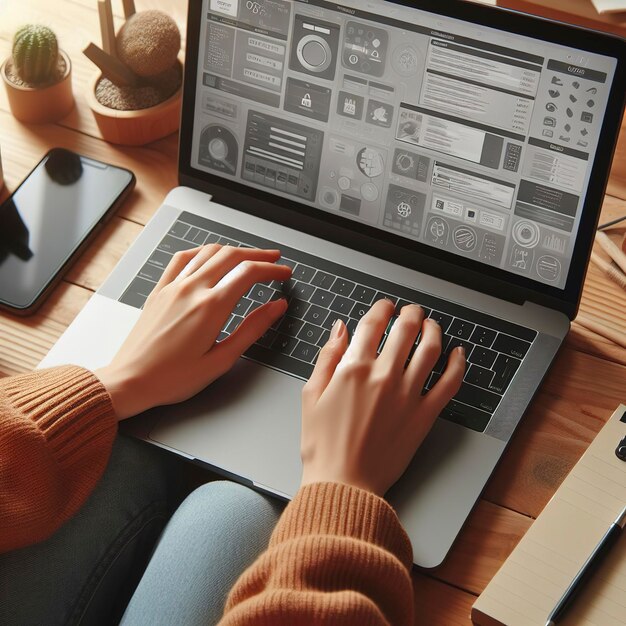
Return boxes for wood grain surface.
[1,1,625,622]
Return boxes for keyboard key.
[298,323,324,344]
[184,227,202,242]
[429,311,453,333]
[372,292,398,306]
[226,315,244,334]
[248,285,275,304]
[304,305,330,326]
[346,318,358,336]
[455,383,501,414]
[247,301,263,315]
[440,400,492,433]
[492,334,531,359]
[191,229,209,245]
[445,337,473,356]
[292,264,316,282]
[279,257,297,270]
[317,329,331,347]
[146,249,172,269]
[205,232,220,244]
[311,270,336,290]
[271,333,299,356]
[256,328,277,348]
[349,302,371,321]
[278,316,304,337]
[331,277,356,296]
[469,346,497,369]
[119,286,148,310]
[489,353,521,394]
[158,235,196,254]
[310,288,336,308]
[350,285,375,304]
[138,262,163,283]
[322,313,350,330]
[470,326,497,348]
[329,295,354,315]
[286,280,315,301]
[218,236,239,246]
[465,365,495,389]
[292,341,320,363]
[168,221,190,238]
[448,319,475,340]
[287,299,310,319]
[234,297,252,316]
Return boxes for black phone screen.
[0,149,134,311]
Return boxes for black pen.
[545,505,626,626]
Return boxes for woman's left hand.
[96,244,291,420]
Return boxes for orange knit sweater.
[0,366,414,625]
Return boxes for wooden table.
[1,1,625,623]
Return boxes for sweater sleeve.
[220,482,414,626]
[0,366,117,553]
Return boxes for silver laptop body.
[40,0,625,567]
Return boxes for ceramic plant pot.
[86,71,182,146]
[1,50,74,124]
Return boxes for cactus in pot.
[12,25,60,85]
[1,24,75,123]
[83,0,183,145]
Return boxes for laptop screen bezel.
[179,0,626,320]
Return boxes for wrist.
[94,364,141,421]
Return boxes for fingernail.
[330,319,343,340]
[456,346,466,357]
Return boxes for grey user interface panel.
[191,0,617,288]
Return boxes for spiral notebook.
[472,405,626,626]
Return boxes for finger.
[404,318,443,390]
[209,298,288,365]
[344,299,395,360]
[191,246,282,287]
[211,260,292,312]
[175,243,223,281]
[152,246,204,294]
[418,346,466,421]
[302,319,349,402]
[378,304,424,372]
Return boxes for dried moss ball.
[116,10,180,78]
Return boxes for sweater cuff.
[271,482,413,571]
[3,365,117,466]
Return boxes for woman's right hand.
[300,300,465,497]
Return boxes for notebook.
[472,405,626,626]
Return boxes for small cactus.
[13,25,59,84]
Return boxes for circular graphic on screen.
[512,220,540,248]
[198,125,238,174]
[392,44,420,76]
[453,226,478,252]
[536,255,562,282]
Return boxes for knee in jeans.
[177,480,283,526]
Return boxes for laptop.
[40,0,626,568]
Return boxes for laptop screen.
[188,0,619,290]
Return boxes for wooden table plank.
[484,346,626,517]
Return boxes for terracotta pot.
[86,71,182,146]
[1,50,75,124]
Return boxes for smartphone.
[0,148,135,315]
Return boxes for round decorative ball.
[116,10,181,78]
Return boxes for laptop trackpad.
[148,358,304,497]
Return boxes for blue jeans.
[0,436,282,626]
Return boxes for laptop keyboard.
[120,211,537,433]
